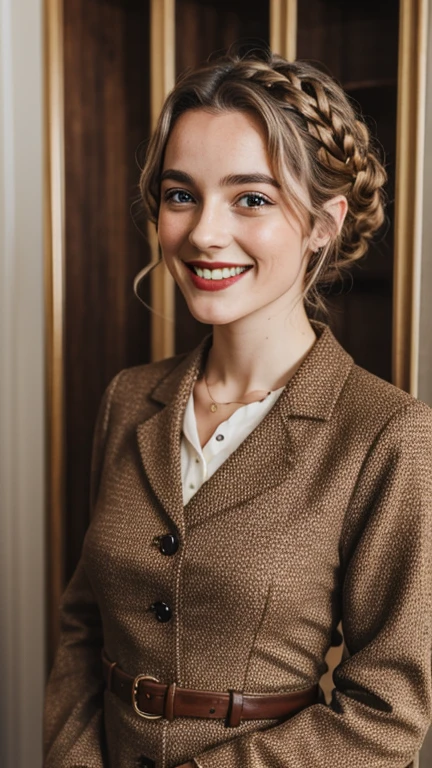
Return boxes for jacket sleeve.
[43,372,122,768]
[191,401,432,768]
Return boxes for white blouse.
[181,386,284,505]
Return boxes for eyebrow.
[160,169,280,188]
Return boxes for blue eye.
[165,189,194,204]
[236,193,271,208]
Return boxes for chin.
[185,300,240,327]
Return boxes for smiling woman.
[158,109,320,330]
[44,50,432,768]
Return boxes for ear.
[309,195,348,250]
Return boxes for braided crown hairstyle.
[140,50,386,309]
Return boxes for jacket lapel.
[183,403,294,529]
[184,325,354,529]
[135,336,211,534]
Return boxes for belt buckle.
[132,674,163,720]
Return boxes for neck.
[205,301,316,395]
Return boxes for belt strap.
[102,651,318,727]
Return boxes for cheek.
[241,220,304,262]
[157,212,186,253]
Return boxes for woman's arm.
[43,373,122,767]
[187,400,432,768]
[43,560,107,767]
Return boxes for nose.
[188,201,232,251]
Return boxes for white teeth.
[192,265,249,280]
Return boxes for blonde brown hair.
[139,50,386,309]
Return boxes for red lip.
[184,263,252,292]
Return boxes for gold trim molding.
[393,0,429,394]
[44,0,66,663]
[150,0,176,361]
[270,0,297,61]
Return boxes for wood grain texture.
[297,0,399,87]
[63,0,152,582]
[297,0,399,383]
[175,0,270,74]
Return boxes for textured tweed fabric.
[43,324,432,768]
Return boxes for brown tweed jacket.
[44,324,432,768]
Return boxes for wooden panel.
[418,1,432,407]
[270,0,297,60]
[45,0,66,662]
[149,0,176,362]
[393,0,429,395]
[63,0,151,583]
[174,0,270,354]
[175,0,270,73]
[297,0,399,382]
[297,0,398,86]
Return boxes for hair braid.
[259,57,387,281]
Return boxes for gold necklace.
[203,374,272,413]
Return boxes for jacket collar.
[136,323,354,532]
[149,322,353,422]
[149,335,211,408]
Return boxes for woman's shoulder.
[116,352,189,392]
[310,323,431,432]
[339,358,432,440]
[105,352,189,415]
[92,354,190,439]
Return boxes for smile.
[183,261,253,292]
[190,265,248,280]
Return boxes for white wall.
[0,0,46,765]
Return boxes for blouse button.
[215,434,224,442]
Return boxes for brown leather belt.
[102,651,318,728]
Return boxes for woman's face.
[158,108,311,327]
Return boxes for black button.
[215,434,224,441]
[150,601,172,623]
[137,757,155,768]
[158,533,179,556]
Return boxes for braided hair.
[140,50,386,309]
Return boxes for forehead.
[162,109,272,174]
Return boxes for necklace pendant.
[210,403,217,413]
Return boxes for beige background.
[0,0,46,765]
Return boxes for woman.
[44,51,432,768]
